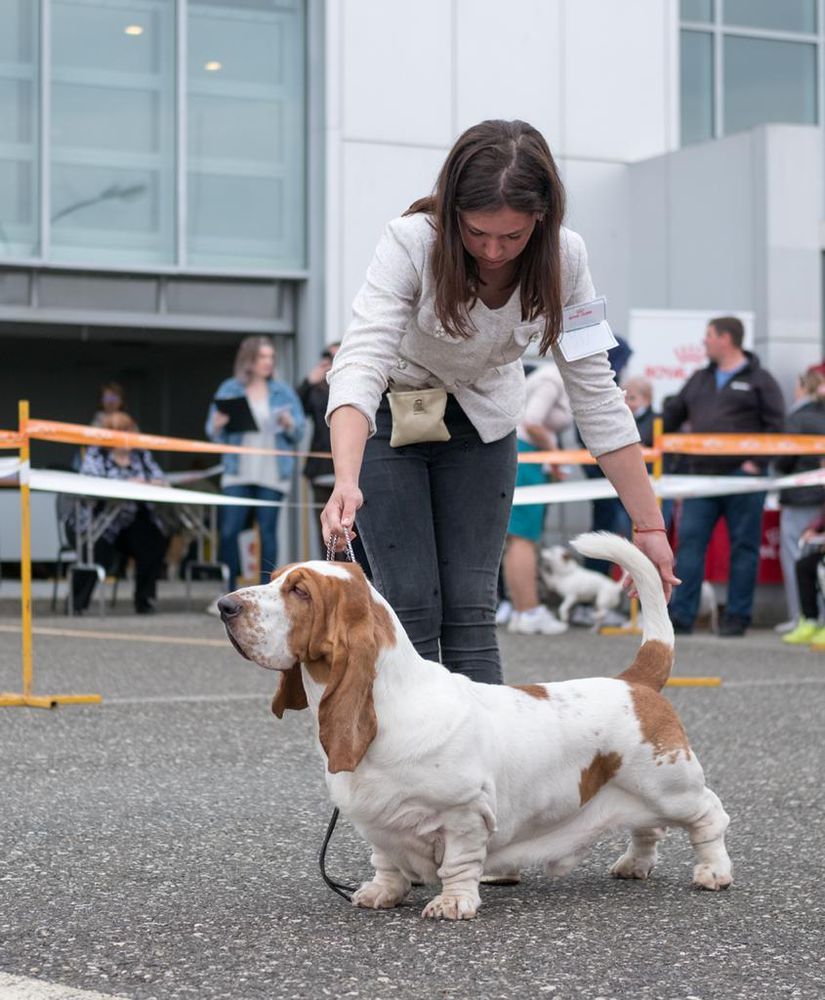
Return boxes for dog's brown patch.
[628,684,691,764]
[618,639,673,692]
[579,750,623,805]
[511,684,550,700]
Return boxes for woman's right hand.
[321,481,363,551]
[212,411,230,431]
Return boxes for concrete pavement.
[1,612,823,1000]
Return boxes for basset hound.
[219,532,732,920]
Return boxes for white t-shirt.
[222,395,291,493]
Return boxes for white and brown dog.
[219,532,732,920]
[539,543,625,624]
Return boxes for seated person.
[67,412,169,615]
[783,508,825,646]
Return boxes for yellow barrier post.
[0,401,101,709]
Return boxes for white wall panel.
[455,0,563,148]
[563,0,673,162]
[341,0,453,145]
[628,155,669,308]
[336,140,447,333]
[562,158,631,336]
[667,133,755,310]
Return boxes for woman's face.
[102,391,122,413]
[458,206,540,270]
[253,346,276,379]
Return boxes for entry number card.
[558,296,618,363]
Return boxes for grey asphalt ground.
[1,610,823,1000]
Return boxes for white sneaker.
[495,600,513,626]
[508,605,568,635]
[774,619,797,635]
[205,598,221,617]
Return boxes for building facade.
[1,0,823,461]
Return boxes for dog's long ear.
[315,566,379,774]
[271,664,308,718]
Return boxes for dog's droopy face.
[219,561,398,773]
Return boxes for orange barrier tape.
[517,447,659,465]
[660,433,825,456]
[26,419,332,460]
[0,430,23,448]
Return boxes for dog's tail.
[570,532,674,691]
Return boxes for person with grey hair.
[205,336,305,603]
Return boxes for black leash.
[317,529,359,903]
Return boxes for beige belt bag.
[387,387,451,448]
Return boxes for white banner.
[512,469,825,506]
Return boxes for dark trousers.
[356,395,517,684]
[219,484,283,591]
[669,487,766,628]
[795,550,823,620]
[72,506,168,612]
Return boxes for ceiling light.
[124,24,143,36]
[204,60,222,71]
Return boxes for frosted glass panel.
[187,0,305,269]
[0,0,38,258]
[680,31,714,145]
[49,0,175,265]
[723,0,816,34]
[724,36,817,134]
[681,0,713,23]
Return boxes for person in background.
[67,412,168,615]
[91,382,127,427]
[664,316,785,637]
[205,336,305,607]
[614,376,673,539]
[501,361,572,635]
[773,368,825,633]
[322,119,676,691]
[577,336,633,574]
[781,508,825,646]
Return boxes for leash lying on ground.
[317,528,358,903]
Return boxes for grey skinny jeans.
[355,394,517,684]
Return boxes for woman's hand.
[212,411,230,431]
[627,531,681,603]
[321,481,363,551]
[276,407,295,432]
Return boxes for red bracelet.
[633,526,667,534]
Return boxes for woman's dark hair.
[405,119,566,354]
[97,381,125,409]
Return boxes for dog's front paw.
[352,880,406,910]
[692,863,733,891]
[610,853,656,880]
[421,891,479,920]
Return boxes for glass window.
[723,0,816,35]
[724,36,817,134]
[681,0,714,23]
[49,0,176,265]
[187,0,305,270]
[0,0,39,259]
[680,31,714,145]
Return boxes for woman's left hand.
[277,408,294,432]
[626,531,680,603]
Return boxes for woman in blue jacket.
[206,336,305,597]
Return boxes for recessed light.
[204,60,223,71]
[124,24,143,36]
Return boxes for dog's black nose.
[217,596,243,620]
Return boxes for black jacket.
[297,378,333,482]
[774,398,825,507]
[663,352,785,475]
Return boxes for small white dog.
[540,544,624,624]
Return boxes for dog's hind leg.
[352,847,411,910]
[610,826,668,880]
[683,788,732,891]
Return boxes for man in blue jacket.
[664,316,785,636]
